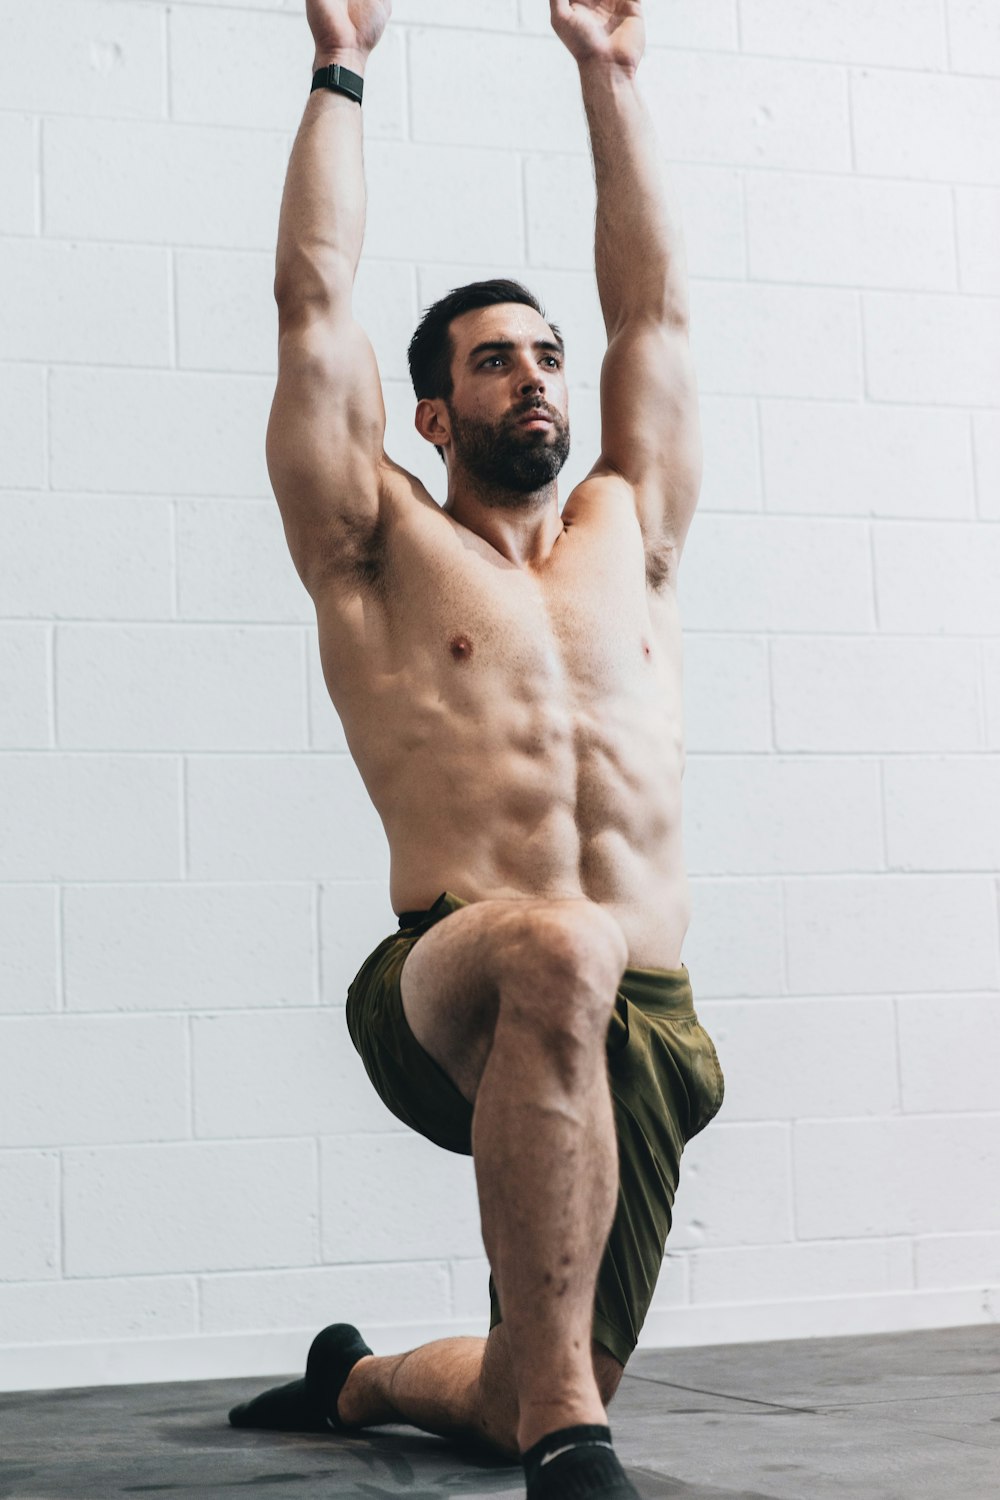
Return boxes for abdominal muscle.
[316,496,693,971]
[380,692,691,970]
[390,819,692,972]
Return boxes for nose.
[518,365,546,396]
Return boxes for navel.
[642,637,653,660]
[449,633,473,662]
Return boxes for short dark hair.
[407,279,563,461]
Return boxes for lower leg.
[336,1336,516,1458]
[472,971,620,1454]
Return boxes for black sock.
[522,1424,638,1499]
[228,1323,373,1434]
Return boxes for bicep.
[595,317,702,552]
[266,310,387,585]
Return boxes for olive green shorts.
[345,890,725,1369]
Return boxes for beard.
[446,399,571,500]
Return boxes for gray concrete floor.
[2,1325,998,1499]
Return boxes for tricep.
[266,309,387,594]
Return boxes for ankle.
[334,1353,381,1425]
[517,1396,608,1456]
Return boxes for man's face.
[442,303,571,499]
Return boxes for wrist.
[312,46,369,76]
[577,54,640,86]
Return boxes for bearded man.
[229,4,724,1497]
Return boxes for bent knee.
[476,1332,625,1458]
[472,1412,520,1463]
[475,1355,520,1460]
[501,900,629,1000]
[595,1346,625,1406]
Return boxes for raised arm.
[267,0,392,596]
[550,0,702,561]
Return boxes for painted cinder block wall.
[1,0,998,1391]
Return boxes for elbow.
[607,301,690,346]
[605,283,691,340]
[273,247,354,321]
[273,282,333,334]
[665,294,691,332]
[651,287,692,332]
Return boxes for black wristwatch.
[310,63,364,105]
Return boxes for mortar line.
[34,115,42,235]
[56,880,66,1013]
[949,182,963,293]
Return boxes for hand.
[549,0,645,73]
[306,0,392,66]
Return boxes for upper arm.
[266,304,388,593]
[590,315,702,560]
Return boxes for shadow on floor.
[2,1324,998,1499]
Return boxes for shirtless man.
[229,3,725,1496]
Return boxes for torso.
[311,468,691,970]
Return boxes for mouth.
[517,411,554,429]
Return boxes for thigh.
[398,895,531,1107]
[399,893,628,1107]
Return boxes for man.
[229,3,725,1497]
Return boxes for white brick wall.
[1,0,998,1388]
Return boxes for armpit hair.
[644,534,675,592]
[310,508,390,602]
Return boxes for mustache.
[510,399,561,424]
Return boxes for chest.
[381,507,677,704]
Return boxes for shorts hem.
[591,1314,635,1369]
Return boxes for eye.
[480,355,504,368]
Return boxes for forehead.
[449,302,556,358]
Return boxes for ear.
[415,397,451,452]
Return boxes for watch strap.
[311,63,364,104]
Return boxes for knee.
[594,1344,625,1406]
[500,901,629,1011]
[475,1371,520,1461]
[479,1413,520,1463]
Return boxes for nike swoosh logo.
[540,1440,614,1467]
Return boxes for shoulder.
[563,465,671,582]
[561,465,678,592]
[560,465,641,538]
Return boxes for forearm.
[273,48,368,316]
[579,60,690,335]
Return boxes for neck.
[443,472,563,567]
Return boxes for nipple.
[449,634,473,662]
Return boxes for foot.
[522,1425,641,1499]
[228,1323,373,1434]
